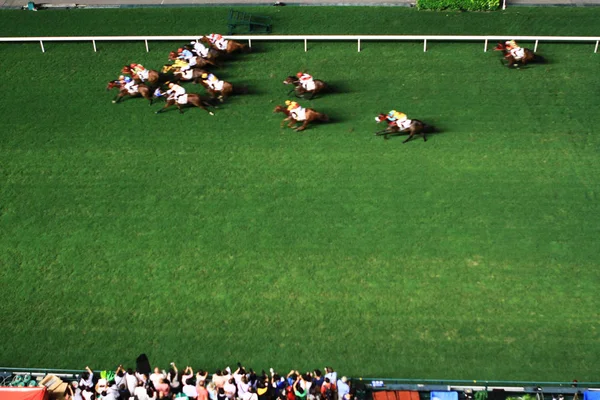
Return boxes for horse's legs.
[403,128,416,144]
[156,99,174,114]
[295,120,309,132]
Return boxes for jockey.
[166,82,187,104]
[285,100,305,121]
[386,110,411,130]
[207,33,228,50]
[177,47,197,69]
[505,40,525,59]
[296,72,315,91]
[120,75,138,94]
[191,40,210,58]
[130,63,149,82]
[201,73,224,91]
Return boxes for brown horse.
[283,76,328,99]
[273,105,329,132]
[106,80,154,105]
[493,42,543,68]
[199,77,247,102]
[374,113,431,143]
[170,68,210,85]
[121,65,164,85]
[200,36,249,54]
[154,89,215,115]
[168,51,218,69]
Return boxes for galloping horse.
[283,76,328,99]
[154,89,215,115]
[273,105,329,132]
[171,68,210,85]
[199,78,247,102]
[374,113,431,143]
[106,80,154,105]
[200,36,249,54]
[168,51,218,69]
[493,42,543,68]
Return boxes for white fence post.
[484,39,488,52]
[145,39,149,52]
[595,40,599,53]
[249,38,252,48]
[423,39,427,52]
[92,40,97,52]
[358,38,361,53]
[534,40,539,52]
[39,40,45,53]
[304,38,307,52]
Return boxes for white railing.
[0,35,599,53]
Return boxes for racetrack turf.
[0,7,600,382]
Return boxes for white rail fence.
[0,35,599,53]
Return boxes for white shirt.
[183,384,199,398]
[125,373,138,394]
[241,393,258,400]
[150,373,164,389]
[325,372,337,385]
[134,386,150,400]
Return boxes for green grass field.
[1,6,600,381]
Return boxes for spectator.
[224,378,237,399]
[242,387,258,400]
[151,367,166,389]
[321,379,333,400]
[336,377,350,400]
[196,371,209,387]
[207,382,217,400]
[68,381,83,400]
[116,383,130,400]
[217,387,228,400]
[156,378,171,399]
[312,370,323,391]
[114,366,126,388]
[212,370,228,389]
[81,385,94,400]
[170,365,182,394]
[324,368,337,390]
[134,380,150,400]
[183,377,199,400]
[197,380,209,400]
[125,368,138,395]
[79,366,94,389]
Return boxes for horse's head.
[493,42,507,52]
[106,81,120,91]
[168,51,178,61]
[200,36,211,44]
[122,65,132,74]
[282,76,298,85]
[375,113,387,123]
[273,105,289,114]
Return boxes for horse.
[283,76,328,99]
[273,105,329,132]
[121,65,166,85]
[200,36,250,54]
[374,113,432,143]
[106,80,154,105]
[168,51,219,69]
[154,89,215,115]
[493,42,543,68]
[199,78,247,102]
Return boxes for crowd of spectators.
[67,364,353,400]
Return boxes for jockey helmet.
[296,72,304,78]
[388,110,397,116]
[285,100,292,106]
[168,82,175,88]
[201,73,208,79]
[123,76,131,83]
[118,75,125,80]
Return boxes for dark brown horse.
[170,68,210,85]
[168,51,218,69]
[374,113,431,143]
[154,89,215,115]
[106,80,154,105]
[273,105,329,132]
[283,76,328,99]
[493,42,543,68]
[200,36,249,54]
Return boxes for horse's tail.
[232,85,248,95]
[318,113,329,122]
[533,54,546,63]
